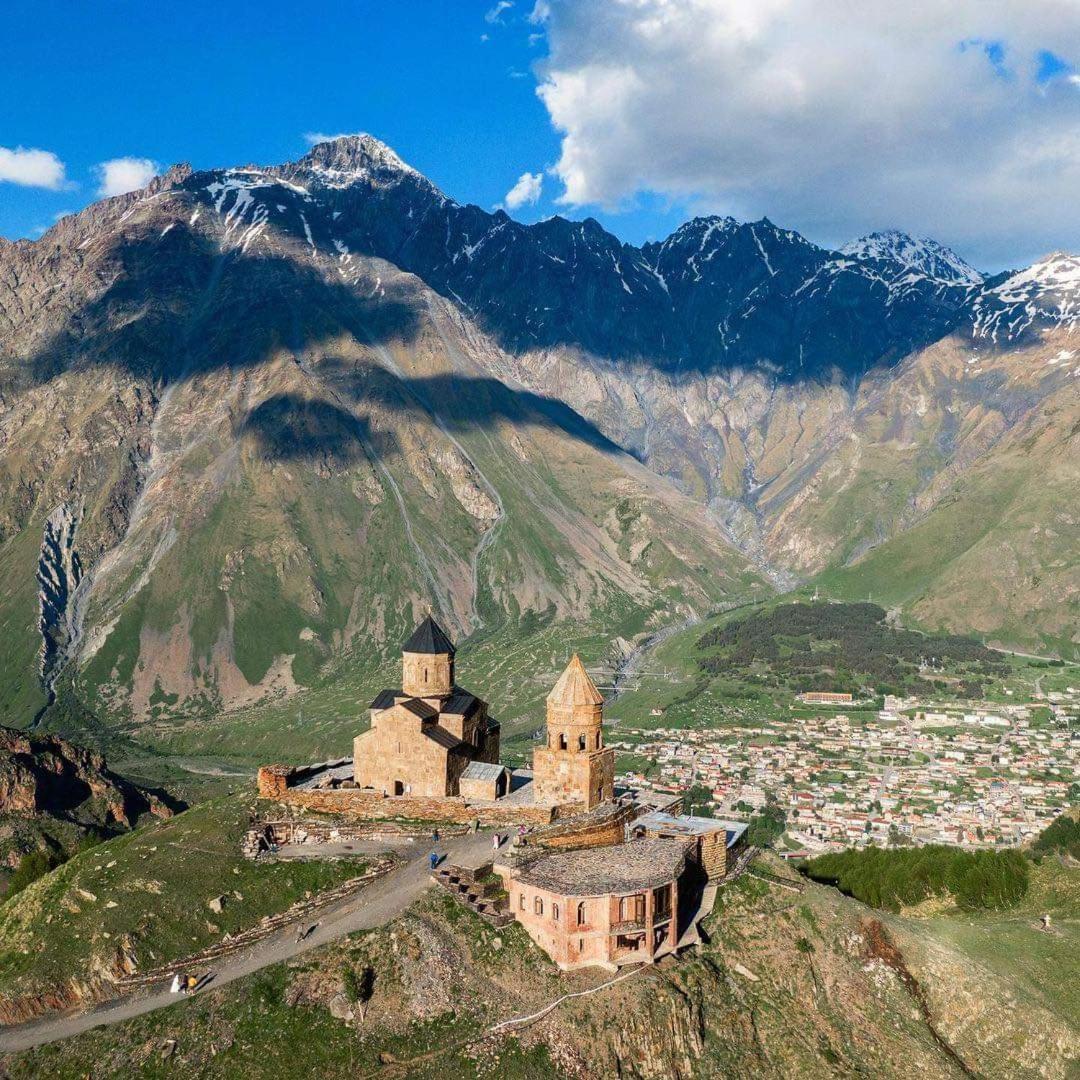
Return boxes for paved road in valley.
[0,830,499,1053]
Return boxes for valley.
[0,133,1076,1079]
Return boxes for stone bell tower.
[401,614,455,702]
[532,654,615,810]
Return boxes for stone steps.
[432,865,514,927]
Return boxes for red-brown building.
[504,838,691,971]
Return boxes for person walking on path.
[492,833,501,852]
[429,850,440,871]
[432,828,440,844]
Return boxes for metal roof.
[461,761,509,781]
[369,688,398,710]
[422,724,469,753]
[403,615,455,655]
[443,689,481,717]
[635,811,749,848]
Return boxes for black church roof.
[403,615,455,655]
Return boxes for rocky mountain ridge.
[0,726,173,866]
[0,134,1075,745]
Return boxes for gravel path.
[0,830,498,1053]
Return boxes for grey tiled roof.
[514,838,689,896]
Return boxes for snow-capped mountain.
[840,229,983,286]
[0,133,1076,731]
[971,252,1080,341]
[170,139,1000,378]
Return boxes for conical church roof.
[403,614,455,655]
[547,654,604,707]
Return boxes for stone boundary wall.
[270,786,555,827]
[531,801,639,850]
[263,820,470,845]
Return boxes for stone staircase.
[432,861,514,927]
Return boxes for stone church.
[353,616,500,797]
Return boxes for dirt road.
[0,830,498,1053]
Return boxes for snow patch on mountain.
[841,230,983,285]
[971,252,1080,341]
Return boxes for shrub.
[1030,814,1080,861]
[5,850,61,899]
[801,844,1028,912]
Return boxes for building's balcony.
[610,918,646,934]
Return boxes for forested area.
[696,603,1006,697]
[801,844,1029,911]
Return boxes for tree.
[683,784,715,818]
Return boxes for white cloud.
[0,146,68,190]
[534,0,1080,267]
[96,157,160,197]
[504,171,544,209]
[486,1,514,24]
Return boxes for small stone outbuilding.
[631,812,749,880]
[458,761,511,801]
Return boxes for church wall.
[353,720,455,797]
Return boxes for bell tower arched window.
[578,733,587,750]
[558,733,567,750]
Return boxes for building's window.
[577,901,587,925]
[558,733,567,750]
[553,903,560,922]
[596,731,602,749]
[619,894,646,921]
[578,733,586,750]
[653,884,672,919]
[578,938,584,952]
[534,897,544,915]
[424,667,429,681]
[519,893,526,910]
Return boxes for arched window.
[558,733,567,750]
[552,903,560,922]
[577,901,587,926]
[424,667,429,681]
[578,733,587,750]
[534,896,544,915]
[519,893,526,910]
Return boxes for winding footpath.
[0,831,498,1054]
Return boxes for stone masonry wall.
[269,786,555,826]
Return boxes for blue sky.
[0,0,685,246]
[3,1,1079,268]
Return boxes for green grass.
[0,794,371,1004]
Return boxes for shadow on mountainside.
[11,220,631,464]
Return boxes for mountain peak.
[841,229,983,285]
[298,133,422,181]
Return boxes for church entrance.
[393,780,405,796]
